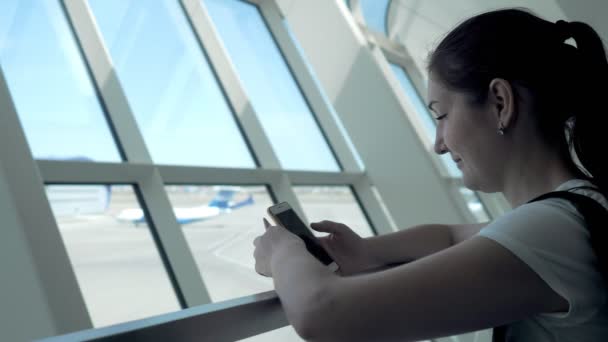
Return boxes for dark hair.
[428,8,608,193]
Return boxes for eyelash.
[435,113,448,121]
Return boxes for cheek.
[442,117,467,150]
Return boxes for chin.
[462,178,481,191]
[463,174,500,193]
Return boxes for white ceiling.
[386,0,608,77]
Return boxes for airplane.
[41,157,256,225]
[116,187,255,226]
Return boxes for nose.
[434,126,448,155]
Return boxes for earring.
[497,123,505,136]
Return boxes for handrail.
[38,291,289,342]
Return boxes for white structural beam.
[276,0,466,229]
[0,67,91,340]
[259,1,362,173]
[182,0,308,218]
[63,0,212,307]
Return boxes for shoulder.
[480,198,588,245]
[478,191,606,323]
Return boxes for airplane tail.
[208,189,254,210]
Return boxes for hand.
[311,221,379,275]
[253,218,305,277]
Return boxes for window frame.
[0,0,396,332]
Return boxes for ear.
[488,78,516,131]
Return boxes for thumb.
[310,220,344,234]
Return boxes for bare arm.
[365,222,489,266]
[275,236,568,341]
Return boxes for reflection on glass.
[359,0,390,35]
[165,185,274,302]
[459,187,490,223]
[88,0,255,168]
[47,185,180,327]
[0,0,121,162]
[204,0,339,171]
[294,186,374,238]
[389,63,462,178]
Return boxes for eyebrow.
[427,100,439,113]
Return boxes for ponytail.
[564,21,608,194]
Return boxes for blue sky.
[359,0,390,35]
[0,0,340,171]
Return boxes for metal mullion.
[349,0,365,25]
[477,192,511,219]
[263,0,403,234]
[181,0,307,220]
[158,165,279,185]
[269,174,307,224]
[382,47,428,111]
[286,170,364,185]
[181,0,282,170]
[259,1,400,236]
[259,0,362,173]
[351,175,397,235]
[63,0,211,307]
[38,160,153,184]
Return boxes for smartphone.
[267,202,338,272]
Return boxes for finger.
[310,220,343,234]
[263,218,271,230]
[316,236,331,250]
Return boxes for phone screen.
[273,209,334,265]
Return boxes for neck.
[501,142,580,208]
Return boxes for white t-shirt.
[478,179,608,341]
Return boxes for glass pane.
[88,0,255,168]
[47,185,180,327]
[390,64,435,139]
[359,0,390,35]
[283,20,364,171]
[389,63,462,178]
[0,0,121,162]
[204,0,339,172]
[294,186,374,238]
[459,187,490,223]
[165,185,274,302]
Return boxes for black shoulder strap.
[526,190,608,284]
[493,190,608,342]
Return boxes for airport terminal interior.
[1,0,605,341]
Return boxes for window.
[359,0,391,35]
[283,19,364,171]
[459,187,490,222]
[389,63,462,178]
[0,0,121,162]
[294,186,374,238]
[204,0,339,171]
[88,0,255,168]
[165,185,274,302]
[48,184,180,327]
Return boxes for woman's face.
[427,76,505,192]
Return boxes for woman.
[253,8,608,341]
